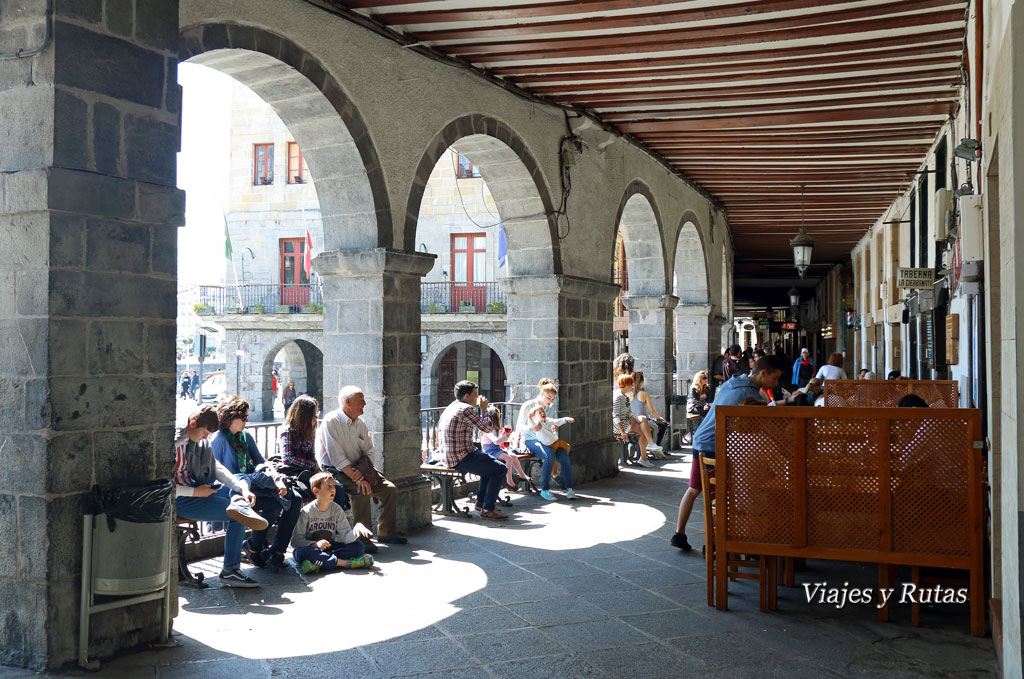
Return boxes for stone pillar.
[0,1,182,669]
[622,295,678,413]
[674,303,714,385]
[556,276,621,484]
[315,248,435,532]
[501,276,560,403]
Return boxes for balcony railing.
[197,284,323,314]
[421,281,507,314]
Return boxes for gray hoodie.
[173,428,247,498]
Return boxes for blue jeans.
[523,438,573,491]
[455,450,506,511]
[293,540,366,570]
[176,494,244,571]
[218,483,302,556]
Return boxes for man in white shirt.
[315,385,406,552]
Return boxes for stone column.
[556,276,620,484]
[501,276,560,403]
[0,1,183,669]
[674,303,714,385]
[622,294,678,414]
[315,248,435,532]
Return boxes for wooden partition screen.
[823,379,959,408]
[714,406,984,635]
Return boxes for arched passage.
[614,183,673,412]
[672,216,714,381]
[263,339,324,419]
[179,24,388,251]
[425,337,510,407]
[407,117,560,402]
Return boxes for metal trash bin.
[79,480,173,669]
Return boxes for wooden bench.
[175,519,207,588]
[713,406,985,636]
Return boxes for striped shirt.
[437,400,493,468]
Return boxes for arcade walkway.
[7,456,998,679]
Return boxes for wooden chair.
[699,454,777,611]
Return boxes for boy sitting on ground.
[291,472,374,574]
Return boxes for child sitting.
[528,404,575,452]
[481,406,530,491]
[612,374,655,468]
[291,472,374,574]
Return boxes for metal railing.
[421,401,522,460]
[197,284,323,314]
[420,281,507,314]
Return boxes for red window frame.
[287,142,307,184]
[455,152,481,179]
[253,143,274,185]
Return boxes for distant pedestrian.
[179,371,190,399]
[791,348,815,388]
[814,352,848,382]
[189,369,200,400]
[283,381,297,410]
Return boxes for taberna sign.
[897,267,935,290]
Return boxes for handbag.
[352,455,386,487]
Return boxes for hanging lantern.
[788,287,801,307]
[790,184,815,278]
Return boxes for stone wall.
[0,0,183,669]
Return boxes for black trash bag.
[91,480,173,532]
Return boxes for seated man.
[437,380,508,520]
[670,354,786,552]
[316,386,407,553]
[212,395,302,568]
[173,405,268,588]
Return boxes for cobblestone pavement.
[3,453,998,678]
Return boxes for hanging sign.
[781,322,797,331]
[897,268,935,289]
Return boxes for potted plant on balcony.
[427,302,448,314]
[224,306,242,314]
[251,303,265,314]
[193,302,214,315]
[486,301,506,314]
[301,302,317,314]
[274,304,291,313]
[459,301,476,313]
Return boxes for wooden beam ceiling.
[334,0,967,277]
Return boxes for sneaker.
[243,540,267,568]
[342,555,374,569]
[646,443,663,453]
[219,568,259,588]
[226,500,269,531]
[636,458,655,468]
[300,559,320,575]
[649,448,668,460]
[565,488,576,500]
[670,532,693,552]
[264,549,285,567]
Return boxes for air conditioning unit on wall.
[959,194,984,262]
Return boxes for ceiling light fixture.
[789,184,815,279]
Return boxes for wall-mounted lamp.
[953,138,981,161]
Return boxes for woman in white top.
[814,352,849,381]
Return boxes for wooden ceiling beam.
[638,120,946,136]
[449,9,967,61]
[491,30,965,76]
[619,102,953,131]
[586,84,956,110]
[415,0,904,40]
[531,62,959,96]
[512,41,961,84]
[648,131,940,145]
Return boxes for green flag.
[224,215,233,262]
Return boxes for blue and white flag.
[497,222,507,268]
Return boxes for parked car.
[199,370,226,404]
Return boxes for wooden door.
[280,238,309,306]
[489,349,506,403]
[451,233,487,310]
[437,347,457,405]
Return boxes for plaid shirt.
[438,400,493,468]
[276,430,318,471]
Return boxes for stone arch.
[614,181,667,296]
[424,332,511,381]
[672,213,710,305]
[672,214,715,381]
[179,23,389,250]
[405,115,560,276]
[260,337,324,419]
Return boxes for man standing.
[722,344,745,382]
[316,386,407,553]
[189,369,200,401]
[670,355,786,552]
[437,380,508,520]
